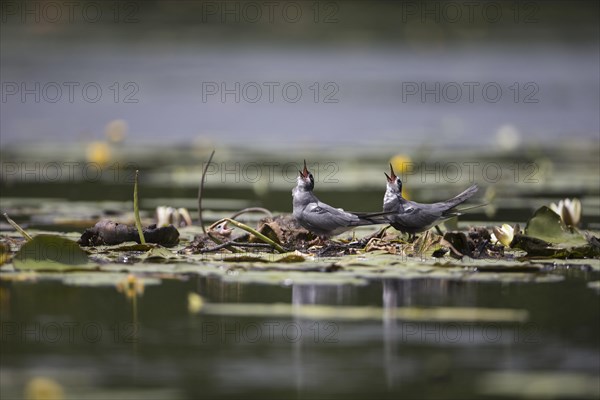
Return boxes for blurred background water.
[1,0,598,151]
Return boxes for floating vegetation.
[525,206,587,246]
[0,153,598,299]
[190,300,529,323]
[479,371,600,399]
[12,235,93,271]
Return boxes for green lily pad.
[479,371,600,399]
[511,234,600,259]
[525,206,587,246]
[60,272,161,287]
[13,235,94,271]
[219,252,305,264]
[142,246,178,261]
[196,302,528,322]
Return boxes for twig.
[2,212,33,241]
[133,170,146,245]
[229,207,273,220]
[208,207,274,233]
[198,149,216,235]
[214,218,286,253]
[200,241,275,253]
[206,232,242,253]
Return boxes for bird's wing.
[301,201,363,231]
[393,202,445,229]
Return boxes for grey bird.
[292,160,389,238]
[383,164,478,238]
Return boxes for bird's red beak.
[385,163,397,183]
[299,159,309,178]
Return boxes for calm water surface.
[2,267,599,399]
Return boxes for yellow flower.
[85,141,111,167]
[24,377,64,400]
[549,198,581,227]
[491,224,515,247]
[187,292,204,314]
[116,274,144,300]
[390,154,412,175]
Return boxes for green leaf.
[525,206,587,246]
[142,246,178,261]
[13,235,93,271]
[220,252,305,264]
[196,302,528,323]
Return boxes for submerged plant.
[549,198,581,228]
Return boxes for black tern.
[383,164,478,238]
[292,160,389,238]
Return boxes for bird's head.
[384,163,403,195]
[297,160,315,191]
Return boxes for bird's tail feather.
[455,202,487,213]
[445,184,478,208]
[352,211,394,226]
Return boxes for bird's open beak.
[385,163,397,183]
[299,159,309,178]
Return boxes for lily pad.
[142,246,178,261]
[525,206,587,246]
[220,252,305,264]
[13,235,94,271]
[195,302,528,322]
[60,272,161,287]
[511,234,600,259]
[479,371,600,399]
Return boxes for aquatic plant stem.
[207,232,243,253]
[218,218,286,253]
[133,170,146,245]
[200,241,274,253]
[2,212,32,241]
[198,149,216,235]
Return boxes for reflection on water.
[2,271,599,398]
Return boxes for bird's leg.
[350,225,391,248]
[377,225,391,238]
[308,235,329,247]
[434,225,444,236]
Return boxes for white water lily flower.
[156,206,193,227]
[549,198,581,227]
[491,224,515,247]
[156,206,172,227]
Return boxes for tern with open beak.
[292,160,389,238]
[383,164,479,239]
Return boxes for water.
[1,42,598,149]
[2,270,599,399]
